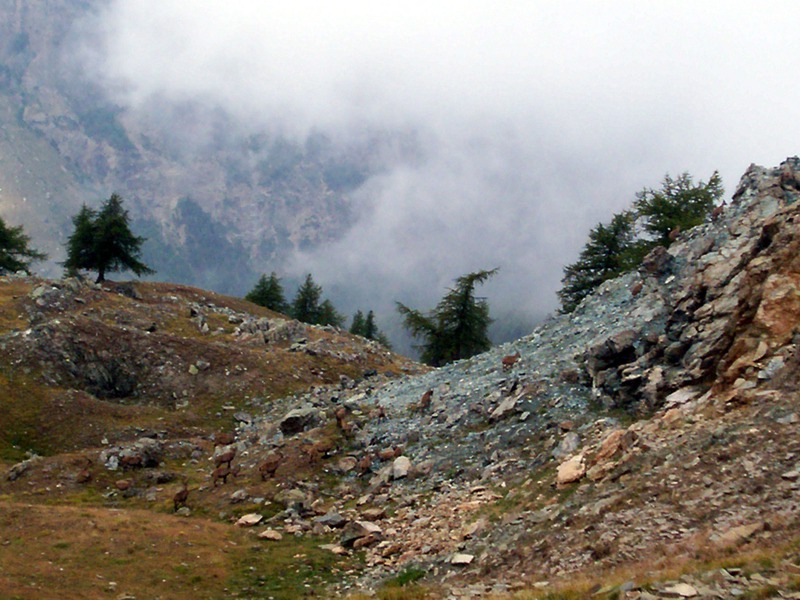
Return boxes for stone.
[556,455,585,486]
[662,582,698,597]
[392,456,412,479]
[586,461,616,482]
[754,273,800,345]
[341,520,382,547]
[274,488,308,509]
[553,431,581,458]
[451,553,475,565]
[101,438,163,471]
[593,429,626,464]
[662,408,683,425]
[490,395,518,420]
[461,518,487,539]
[716,522,763,547]
[314,511,348,529]
[360,507,386,521]
[7,457,36,481]
[230,489,248,503]
[775,412,798,425]
[663,386,701,408]
[257,528,283,541]
[233,411,252,424]
[335,456,358,473]
[279,407,318,436]
[759,356,785,379]
[235,513,263,527]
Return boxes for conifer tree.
[557,211,643,313]
[63,205,97,275]
[64,194,153,283]
[0,215,46,274]
[245,272,289,313]
[364,310,378,339]
[557,171,724,313]
[291,274,323,324]
[398,268,497,366]
[350,309,392,348]
[364,310,392,348]
[318,299,345,327]
[349,310,366,336]
[635,171,723,247]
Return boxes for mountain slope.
[314,157,800,595]
[1,159,800,598]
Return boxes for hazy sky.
[78,1,800,342]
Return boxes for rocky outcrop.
[100,438,164,471]
[579,157,800,412]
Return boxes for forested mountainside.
[2,160,800,598]
[0,0,407,293]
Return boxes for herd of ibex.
[75,353,525,515]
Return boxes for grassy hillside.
[0,275,426,597]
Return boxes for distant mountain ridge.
[0,0,401,294]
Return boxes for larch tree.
[557,211,643,313]
[349,310,366,335]
[291,274,323,324]
[245,272,289,314]
[634,171,723,248]
[64,194,153,283]
[0,216,46,274]
[63,204,97,275]
[558,171,724,313]
[318,299,345,327]
[397,268,497,366]
[350,309,392,348]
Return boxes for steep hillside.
[0,277,424,598]
[325,157,800,596]
[2,159,800,599]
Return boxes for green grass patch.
[227,533,356,599]
[383,566,426,588]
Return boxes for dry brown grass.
[0,278,428,596]
[0,500,358,599]
[0,501,233,599]
[0,278,31,330]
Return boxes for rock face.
[576,157,800,413]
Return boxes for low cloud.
[75,1,800,346]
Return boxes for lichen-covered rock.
[279,406,320,436]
